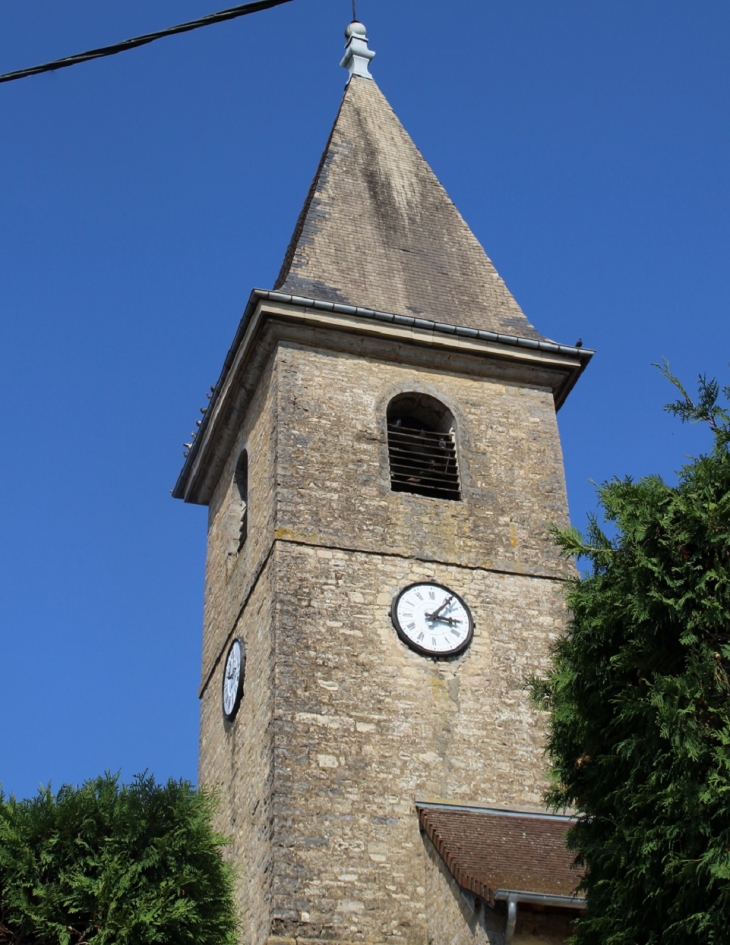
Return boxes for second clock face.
[222,638,245,720]
[391,582,473,657]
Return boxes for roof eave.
[416,801,585,910]
[494,889,587,911]
[173,290,594,504]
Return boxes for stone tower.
[174,21,592,945]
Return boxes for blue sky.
[1,1,729,800]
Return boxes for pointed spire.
[275,75,545,341]
[340,20,375,81]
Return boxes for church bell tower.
[174,20,592,945]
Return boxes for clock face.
[391,582,473,657]
[222,638,245,720]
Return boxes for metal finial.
[352,0,357,20]
[341,18,375,80]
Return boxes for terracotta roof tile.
[417,803,585,905]
[275,76,546,341]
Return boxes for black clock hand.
[425,595,454,620]
[430,615,461,626]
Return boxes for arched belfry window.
[233,451,248,551]
[387,394,461,501]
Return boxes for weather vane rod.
[352,1,358,21]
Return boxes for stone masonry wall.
[198,338,575,944]
[201,353,279,691]
[268,541,567,944]
[273,341,572,580]
[199,555,276,945]
[423,831,502,945]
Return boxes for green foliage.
[0,773,237,945]
[534,364,730,944]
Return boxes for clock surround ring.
[390,581,474,658]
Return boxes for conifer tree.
[534,365,730,944]
[0,773,237,945]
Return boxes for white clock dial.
[222,638,245,720]
[391,582,473,657]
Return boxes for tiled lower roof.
[417,802,585,907]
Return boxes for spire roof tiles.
[275,73,546,341]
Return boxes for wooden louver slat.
[387,423,461,501]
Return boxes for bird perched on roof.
[575,338,583,348]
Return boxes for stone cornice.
[173,290,593,505]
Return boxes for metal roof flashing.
[172,289,593,504]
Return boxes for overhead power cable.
[0,0,294,85]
